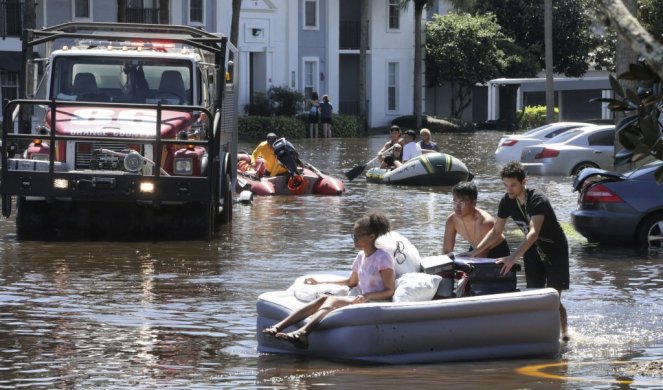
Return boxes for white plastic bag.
[375,231,422,278]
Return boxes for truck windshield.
[51,56,193,105]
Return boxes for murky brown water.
[1,132,663,389]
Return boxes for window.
[388,0,400,30]
[74,0,91,19]
[303,0,318,30]
[126,0,160,24]
[189,0,203,24]
[387,62,398,111]
[1,72,19,103]
[303,59,318,99]
[588,129,616,146]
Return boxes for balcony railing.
[126,8,160,24]
[0,0,22,38]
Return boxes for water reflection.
[0,133,662,388]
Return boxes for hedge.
[239,113,362,140]
[518,105,559,129]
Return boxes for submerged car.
[520,125,615,176]
[494,122,595,163]
[571,162,663,251]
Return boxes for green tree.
[426,13,534,118]
[472,0,595,77]
[596,0,663,180]
[401,0,435,131]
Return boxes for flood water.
[1,132,663,389]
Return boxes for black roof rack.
[26,22,226,54]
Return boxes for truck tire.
[219,174,233,225]
[16,197,46,240]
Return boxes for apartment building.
[1,0,422,128]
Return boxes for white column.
[326,0,340,110]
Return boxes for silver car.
[520,125,615,176]
[494,121,594,163]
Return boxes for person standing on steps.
[464,161,570,340]
[320,94,333,139]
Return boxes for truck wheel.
[16,197,46,240]
[637,212,663,252]
[219,174,233,225]
[204,202,215,240]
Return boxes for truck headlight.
[174,158,193,175]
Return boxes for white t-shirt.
[402,142,422,162]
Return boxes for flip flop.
[261,326,280,337]
[275,330,309,349]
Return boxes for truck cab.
[1,23,238,240]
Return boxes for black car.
[571,161,663,251]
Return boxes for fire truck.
[0,22,238,240]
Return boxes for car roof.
[520,121,594,137]
[541,125,614,145]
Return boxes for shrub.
[245,92,271,116]
[330,114,361,137]
[240,113,362,140]
[238,116,306,140]
[270,86,305,117]
[518,105,559,129]
[392,115,474,133]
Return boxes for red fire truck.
[1,22,238,240]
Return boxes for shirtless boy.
[443,181,509,258]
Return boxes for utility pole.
[19,0,36,134]
[359,0,368,134]
[544,0,554,124]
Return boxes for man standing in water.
[443,181,510,258]
[465,161,569,340]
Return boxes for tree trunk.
[230,0,241,47]
[544,0,554,124]
[413,4,424,131]
[598,0,642,172]
[359,0,369,134]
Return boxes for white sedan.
[520,125,615,176]
[494,121,595,163]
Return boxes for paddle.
[345,145,395,181]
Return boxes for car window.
[545,126,582,138]
[544,129,584,144]
[522,124,553,137]
[588,129,615,146]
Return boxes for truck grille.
[75,141,144,170]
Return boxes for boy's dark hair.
[452,181,478,201]
[501,161,527,182]
[404,129,417,139]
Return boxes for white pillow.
[392,273,442,303]
[375,231,422,278]
[288,274,350,302]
